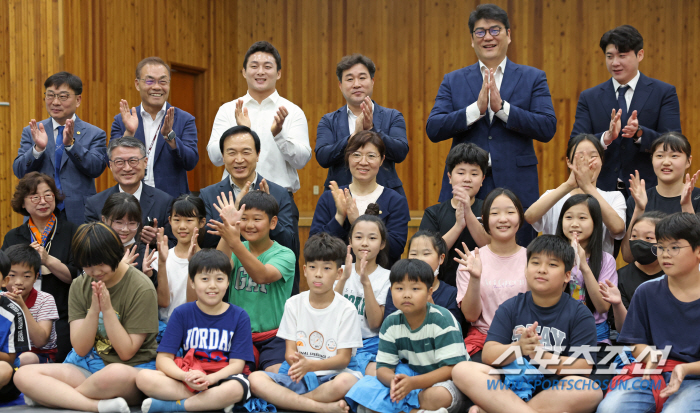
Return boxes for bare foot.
[325,400,350,413]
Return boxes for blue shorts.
[64,348,156,378]
[252,336,286,371]
[264,372,338,395]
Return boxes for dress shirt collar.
[119,182,143,201]
[230,172,258,191]
[51,113,77,131]
[139,102,167,120]
[242,90,280,106]
[478,56,508,76]
[611,71,640,92]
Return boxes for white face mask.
[123,237,136,248]
[434,267,440,277]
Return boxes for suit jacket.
[571,73,681,191]
[309,185,410,266]
[13,116,107,224]
[110,103,199,198]
[198,175,297,254]
[315,102,409,196]
[84,184,175,246]
[2,216,79,320]
[426,60,557,207]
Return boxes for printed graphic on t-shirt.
[512,323,566,352]
[233,267,268,293]
[344,293,366,315]
[96,311,120,355]
[184,327,235,362]
[297,330,336,360]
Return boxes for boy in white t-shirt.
[249,233,363,412]
[3,245,58,366]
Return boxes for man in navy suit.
[426,4,556,244]
[572,25,681,193]
[110,57,199,199]
[14,72,107,225]
[316,54,409,196]
[84,136,174,246]
[199,125,299,292]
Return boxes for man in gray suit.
[13,72,107,224]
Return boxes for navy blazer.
[14,116,107,224]
[315,102,409,195]
[309,185,410,265]
[84,183,175,246]
[199,175,297,254]
[426,60,557,207]
[111,103,199,198]
[571,73,681,192]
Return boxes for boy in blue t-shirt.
[453,235,603,413]
[136,249,255,413]
[598,213,700,413]
[0,250,31,403]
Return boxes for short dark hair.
[243,41,282,71]
[107,136,147,160]
[650,132,692,159]
[468,4,510,34]
[219,125,261,155]
[408,230,447,257]
[303,233,347,267]
[336,54,376,82]
[567,134,605,163]
[71,222,125,271]
[656,212,700,250]
[5,244,42,275]
[526,235,575,273]
[135,57,172,79]
[631,210,667,234]
[239,191,279,221]
[171,194,206,220]
[101,192,142,229]
[44,72,83,95]
[389,259,434,289]
[0,251,10,279]
[446,143,489,175]
[345,131,386,166]
[349,214,390,268]
[188,249,232,281]
[481,188,524,235]
[599,25,643,55]
[11,172,64,216]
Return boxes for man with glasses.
[572,25,681,195]
[84,136,174,246]
[14,72,107,225]
[426,3,556,246]
[110,57,199,199]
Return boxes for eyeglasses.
[109,156,146,168]
[110,221,139,231]
[138,78,170,86]
[44,92,75,102]
[350,152,380,162]
[473,26,502,38]
[651,245,691,257]
[26,193,55,204]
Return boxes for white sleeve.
[466,102,485,127]
[608,191,627,240]
[276,299,298,341]
[272,105,312,170]
[495,101,510,123]
[335,301,364,350]
[207,103,236,167]
[531,189,554,233]
[375,275,391,306]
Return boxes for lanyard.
[146,115,166,158]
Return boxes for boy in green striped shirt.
[346,259,468,413]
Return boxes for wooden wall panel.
[2,0,700,250]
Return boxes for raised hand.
[120,99,139,135]
[621,110,640,139]
[680,170,700,211]
[187,228,200,261]
[455,197,467,229]
[29,119,48,151]
[215,191,239,223]
[234,99,251,128]
[488,68,503,113]
[140,218,158,245]
[599,280,621,305]
[156,228,169,262]
[62,118,75,146]
[605,109,622,145]
[340,246,353,282]
[161,106,175,137]
[95,280,113,312]
[234,182,252,210]
[352,112,365,137]
[628,170,647,212]
[454,242,482,278]
[4,287,28,310]
[361,97,373,130]
[329,181,348,220]
[29,241,49,264]
[259,179,270,194]
[142,244,157,277]
[573,233,587,271]
[90,281,102,312]
[208,205,244,243]
[121,244,140,266]
[517,321,541,358]
[572,152,595,192]
[476,69,490,115]
[345,189,360,223]
[271,106,288,136]
[358,251,370,287]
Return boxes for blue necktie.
[55,126,65,211]
[617,85,629,127]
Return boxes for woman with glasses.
[310,131,410,265]
[2,172,78,363]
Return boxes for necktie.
[55,125,65,211]
[617,85,629,127]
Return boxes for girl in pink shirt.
[455,188,528,360]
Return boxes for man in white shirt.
[571,25,681,194]
[207,41,311,236]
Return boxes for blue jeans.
[597,373,700,413]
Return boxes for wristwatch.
[633,126,642,143]
[165,131,176,141]
[499,100,505,113]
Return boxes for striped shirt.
[377,303,467,374]
[28,291,59,351]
